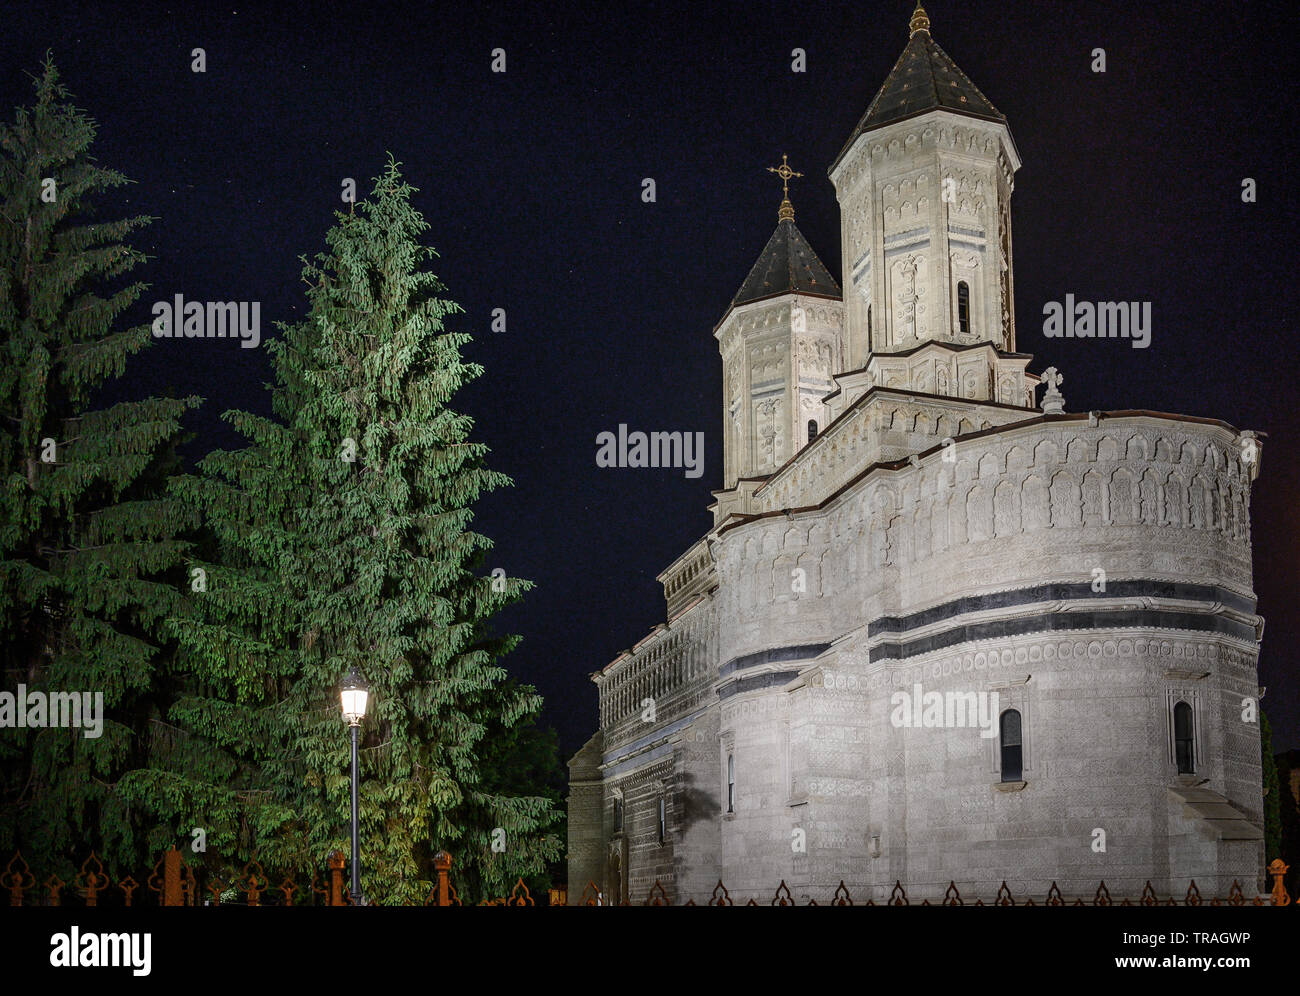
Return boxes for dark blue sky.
[5,0,1296,755]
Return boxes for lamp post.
[340,666,369,906]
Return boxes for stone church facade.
[567,4,1266,904]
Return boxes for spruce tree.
[0,57,201,875]
[1261,710,1282,866]
[162,160,559,902]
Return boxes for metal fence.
[568,859,1295,907]
[4,850,1291,907]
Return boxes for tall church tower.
[827,3,1033,414]
[714,159,844,489]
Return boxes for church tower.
[827,3,1033,414]
[714,158,844,490]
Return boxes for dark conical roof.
[831,8,1005,172]
[730,217,841,310]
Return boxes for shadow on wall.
[675,771,719,834]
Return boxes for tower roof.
[729,217,841,311]
[831,3,1005,172]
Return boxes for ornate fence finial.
[3,852,35,906]
[506,877,534,906]
[76,853,109,906]
[205,875,227,906]
[1269,859,1290,906]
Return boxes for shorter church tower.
[714,158,844,490]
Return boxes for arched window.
[658,796,667,845]
[1174,702,1194,773]
[957,281,971,335]
[613,794,623,833]
[807,419,819,442]
[727,754,735,813]
[999,709,1022,782]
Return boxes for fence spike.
[507,877,534,906]
[888,880,908,906]
[205,875,226,906]
[943,881,963,906]
[772,880,794,906]
[832,881,853,906]
[708,880,732,906]
[76,852,109,906]
[241,861,268,906]
[3,852,35,906]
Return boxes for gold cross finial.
[767,154,803,221]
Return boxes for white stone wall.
[717,415,1256,664]
[695,412,1262,901]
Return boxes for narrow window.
[613,795,623,833]
[867,304,872,335]
[999,709,1022,782]
[727,754,735,813]
[957,281,970,335]
[1174,702,1194,774]
[807,419,819,442]
[658,797,666,845]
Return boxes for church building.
[566,3,1266,904]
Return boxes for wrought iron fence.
[570,859,1294,907]
[4,850,1291,908]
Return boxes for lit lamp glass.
[341,668,369,726]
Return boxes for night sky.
[4,0,1296,758]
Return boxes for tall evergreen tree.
[156,160,559,902]
[0,57,201,875]
[1261,710,1282,866]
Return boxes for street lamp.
[341,666,369,905]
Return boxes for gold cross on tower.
[767,154,803,222]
